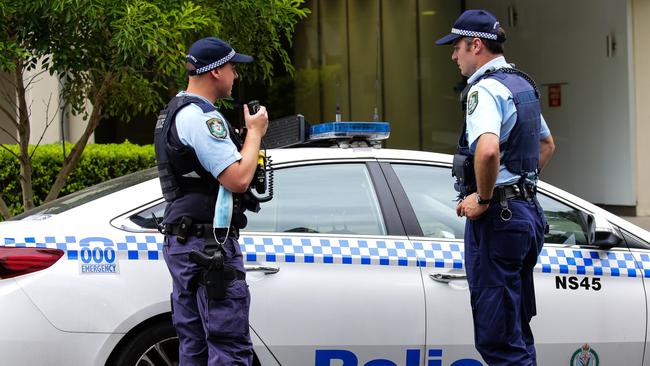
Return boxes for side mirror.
[586,213,623,248]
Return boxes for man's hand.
[456,192,489,220]
[243,104,268,137]
[218,105,269,193]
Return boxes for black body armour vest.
[154,96,246,226]
[453,67,541,196]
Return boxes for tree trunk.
[0,196,11,220]
[44,71,115,203]
[15,59,35,210]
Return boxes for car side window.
[391,164,465,239]
[129,202,167,229]
[536,193,589,246]
[246,163,386,235]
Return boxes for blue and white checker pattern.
[2,235,163,261]
[451,28,498,40]
[2,235,650,277]
[539,247,641,278]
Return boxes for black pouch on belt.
[452,153,476,196]
[189,248,226,300]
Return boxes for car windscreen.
[9,168,158,221]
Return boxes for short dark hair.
[463,27,506,54]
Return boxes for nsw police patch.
[467,91,478,115]
[206,117,227,139]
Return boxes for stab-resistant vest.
[453,67,541,195]
[154,96,245,225]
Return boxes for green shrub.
[0,142,155,218]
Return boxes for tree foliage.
[0,0,309,219]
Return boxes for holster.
[188,245,246,301]
[189,247,226,300]
[452,153,477,197]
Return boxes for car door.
[242,160,426,365]
[385,161,646,366]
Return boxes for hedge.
[0,142,156,218]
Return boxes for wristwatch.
[476,193,491,205]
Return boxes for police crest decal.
[570,344,599,366]
[206,117,227,139]
[467,91,478,115]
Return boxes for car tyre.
[108,319,262,366]
[108,320,179,366]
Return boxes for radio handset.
[244,100,273,203]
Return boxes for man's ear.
[210,68,221,79]
[472,38,483,54]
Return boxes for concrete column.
[632,0,650,215]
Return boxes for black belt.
[491,184,535,203]
[163,223,239,239]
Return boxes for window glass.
[246,163,386,235]
[391,164,591,246]
[535,194,589,245]
[130,202,167,229]
[11,168,158,221]
[392,164,464,239]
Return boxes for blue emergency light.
[309,122,390,141]
[262,116,391,149]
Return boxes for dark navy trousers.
[464,198,545,366]
[163,235,253,366]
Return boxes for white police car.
[1,123,650,366]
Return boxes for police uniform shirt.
[464,56,551,185]
[174,91,242,178]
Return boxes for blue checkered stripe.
[2,235,648,277]
[539,247,641,278]
[241,237,463,268]
[2,236,163,261]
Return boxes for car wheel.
[108,319,262,366]
[109,320,179,366]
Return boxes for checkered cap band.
[451,28,498,40]
[191,49,236,74]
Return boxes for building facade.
[1,0,649,215]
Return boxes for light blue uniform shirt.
[465,56,551,185]
[174,91,242,178]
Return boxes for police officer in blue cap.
[437,9,555,366]
[154,36,268,365]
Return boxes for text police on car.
[154,36,269,365]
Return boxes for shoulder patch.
[467,91,479,115]
[206,117,228,139]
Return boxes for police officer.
[154,37,268,365]
[436,10,555,366]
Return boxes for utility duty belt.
[491,184,536,203]
[490,183,537,221]
[163,217,239,244]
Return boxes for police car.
[1,122,649,366]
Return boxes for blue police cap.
[435,9,504,45]
[186,37,253,75]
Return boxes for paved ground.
[622,216,650,231]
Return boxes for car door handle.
[429,273,467,283]
[245,265,280,274]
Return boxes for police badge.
[570,344,599,366]
[206,117,227,139]
[467,91,478,115]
